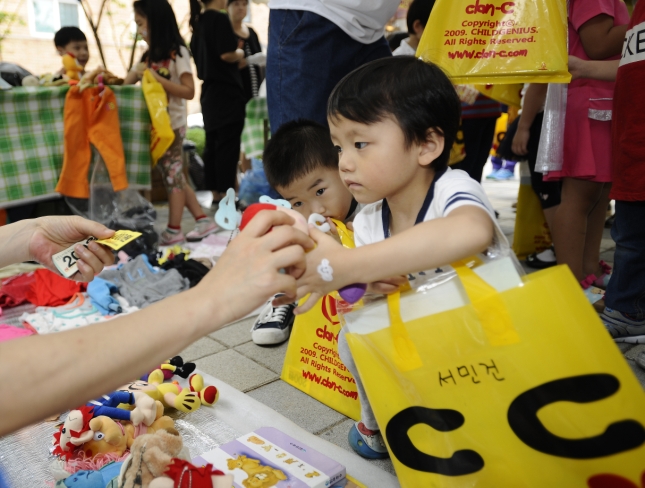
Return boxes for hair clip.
[215,188,241,230]
[259,195,291,209]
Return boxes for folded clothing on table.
[0,269,86,308]
[21,292,138,334]
[97,254,189,309]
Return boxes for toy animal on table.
[53,391,162,460]
[62,53,83,82]
[142,356,197,383]
[121,372,218,415]
[119,429,188,488]
[78,67,124,92]
[80,414,175,458]
[240,202,367,304]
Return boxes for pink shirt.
[568,0,630,93]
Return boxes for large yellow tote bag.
[141,69,174,166]
[417,0,571,84]
[281,220,361,420]
[342,260,645,487]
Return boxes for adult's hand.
[28,216,115,281]
[196,210,313,325]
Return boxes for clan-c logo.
[466,0,515,16]
[320,295,339,325]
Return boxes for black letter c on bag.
[385,406,484,476]
[508,374,645,458]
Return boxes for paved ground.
[153,162,643,476]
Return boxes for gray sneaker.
[601,307,645,343]
[635,351,645,371]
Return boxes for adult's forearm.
[0,288,216,436]
[0,219,35,268]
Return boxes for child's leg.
[157,129,188,243]
[582,183,611,278]
[338,327,377,430]
[552,178,605,281]
[184,185,204,219]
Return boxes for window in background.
[30,0,81,36]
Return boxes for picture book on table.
[193,427,346,488]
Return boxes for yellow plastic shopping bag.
[448,120,466,166]
[342,261,645,487]
[280,220,361,420]
[417,0,571,84]
[475,83,523,107]
[513,162,552,259]
[141,69,174,166]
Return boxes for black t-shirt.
[191,10,243,89]
[191,9,246,126]
[237,27,264,102]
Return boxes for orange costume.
[56,86,128,199]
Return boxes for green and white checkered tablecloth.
[0,85,151,206]
[241,96,269,159]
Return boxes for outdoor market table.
[241,96,269,159]
[0,85,152,208]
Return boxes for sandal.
[525,246,557,270]
[593,260,612,289]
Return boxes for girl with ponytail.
[124,0,219,245]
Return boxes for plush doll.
[78,67,124,92]
[119,429,187,488]
[79,414,175,458]
[142,356,197,383]
[40,72,68,86]
[62,53,83,82]
[149,459,233,488]
[54,461,123,488]
[53,391,162,459]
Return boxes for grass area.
[186,127,205,157]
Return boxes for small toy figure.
[62,53,83,82]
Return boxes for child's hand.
[274,226,351,315]
[511,127,530,156]
[196,210,313,325]
[368,276,408,295]
[568,55,587,81]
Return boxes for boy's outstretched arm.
[281,206,494,314]
[0,211,312,436]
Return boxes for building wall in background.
[0,0,269,114]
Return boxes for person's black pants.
[202,121,245,194]
[498,113,561,209]
[452,116,498,183]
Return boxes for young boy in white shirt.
[252,120,362,346]
[276,56,511,458]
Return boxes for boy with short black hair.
[263,119,360,223]
[280,56,513,458]
[253,119,361,346]
[392,0,435,56]
[54,26,90,72]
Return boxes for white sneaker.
[186,219,219,242]
[251,296,295,346]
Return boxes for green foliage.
[186,127,205,157]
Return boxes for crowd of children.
[5,0,640,473]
